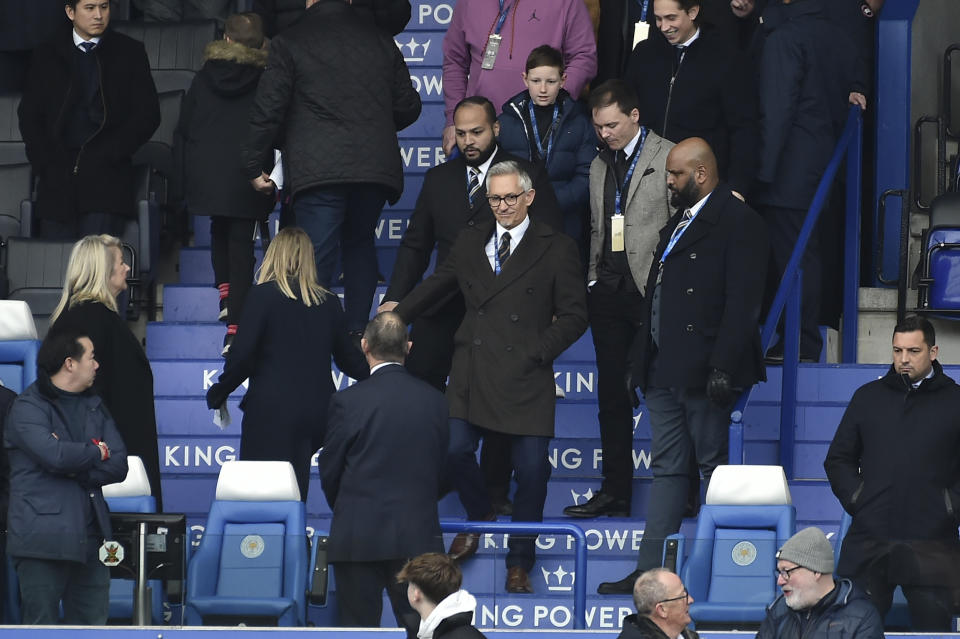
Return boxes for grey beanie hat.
[776,527,834,574]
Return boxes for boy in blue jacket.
[498,45,597,259]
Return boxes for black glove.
[706,368,736,406]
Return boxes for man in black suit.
[381,95,563,516]
[319,311,449,632]
[622,0,757,200]
[599,138,768,593]
[391,161,588,594]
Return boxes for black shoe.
[492,498,513,516]
[764,342,818,364]
[563,492,630,518]
[597,569,642,595]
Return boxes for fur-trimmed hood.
[198,39,267,97]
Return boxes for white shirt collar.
[497,214,530,246]
[73,30,101,48]
[370,362,402,374]
[912,367,935,388]
[687,189,711,218]
[678,28,700,48]
[468,145,499,182]
[622,127,644,159]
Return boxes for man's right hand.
[442,125,457,157]
[378,301,399,314]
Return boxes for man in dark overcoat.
[825,315,960,631]
[392,161,587,594]
[600,137,768,593]
[319,312,449,632]
[18,0,160,239]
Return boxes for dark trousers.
[855,554,954,631]
[761,205,823,359]
[588,283,645,501]
[634,382,730,570]
[333,559,417,633]
[14,549,110,625]
[239,425,313,502]
[37,212,127,240]
[448,418,551,572]
[293,184,387,334]
[210,216,258,326]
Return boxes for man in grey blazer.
[563,80,674,521]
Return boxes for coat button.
[468,220,475,226]
[473,338,482,346]
[686,288,694,295]
[686,324,694,332]
[478,309,485,316]
[689,252,697,259]
[526,287,534,294]
[506,345,513,352]
[510,314,519,322]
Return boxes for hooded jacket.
[418,590,483,639]
[179,39,275,220]
[757,578,884,639]
[825,360,960,585]
[4,368,128,563]
[498,88,596,219]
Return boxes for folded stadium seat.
[917,192,960,313]
[185,461,308,627]
[834,511,911,628]
[102,456,166,625]
[671,465,795,629]
[0,94,34,239]
[112,21,218,73]
[0,300,39,392]
[3,237,74,338]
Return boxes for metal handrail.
[439,520,588,629]
[729,105,864,475]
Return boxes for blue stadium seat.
[184,461,308,626]
[0,302,39,391]
[918,192,960,313]
[103,456,165,625]
[835,510,911,628]
[674,466,795,627]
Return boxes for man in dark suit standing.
[599,138,768,593]
[319,311,449,632]
[381,95,563,516]
[390,161,588,593]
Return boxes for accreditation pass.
[611,214,625,252]
[482,34,502,69]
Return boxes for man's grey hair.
[363,311,409,362]
[633,568,672,616]
[486,160,533,193]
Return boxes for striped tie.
[468,167,481,205]
[668,208,694,245]
[497,231,511,270]
[79,42,96,53]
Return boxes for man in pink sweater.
[441,0,597,155]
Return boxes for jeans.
[293,184,387,333]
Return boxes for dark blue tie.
[79,42,96,53]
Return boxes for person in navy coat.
[320,311,449,633]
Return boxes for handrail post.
[842,112,863,363]
[438,521,588,629]
[779,270,802,479]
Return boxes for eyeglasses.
[486,192,526,207]
[658,588,688,605]
[774,565,805,581]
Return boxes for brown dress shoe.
[448,532,481,562]
[505,566,534,593]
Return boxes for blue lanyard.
[528,100,560,165]
[637,0,649,21]
[494,0,513,34]
[614,127,647,216]
[661,193,710,263]
[493,231,505,275]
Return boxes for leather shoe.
[563,492,630,518]
[492,498,513,516]
[448,512,496,562]
[505,566,534,593]
[597,569,642,595]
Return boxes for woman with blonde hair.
[206,227,368,499]
[50,234,163,507]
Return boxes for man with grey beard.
[757,527,883,639]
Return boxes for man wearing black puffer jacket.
[244,0,421,340]
[758,527,883,639]
[825,315,960,631]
